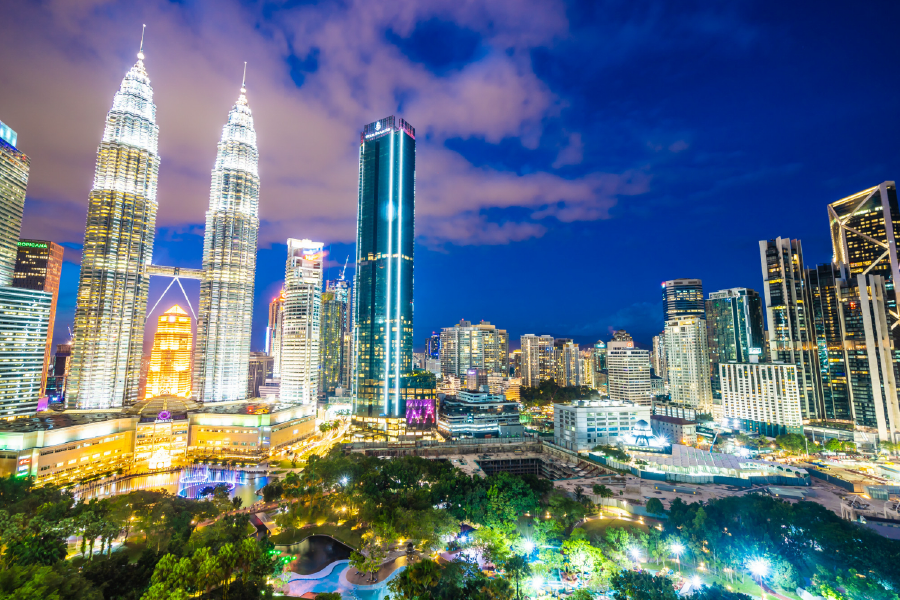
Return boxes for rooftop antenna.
[138,24,146,60]
[242,61,247,91]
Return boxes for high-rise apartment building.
[0,121,29,286]
[194,79,260,403]
[353,116,416,427]
[520,334,555,387]
[664,317,713,412]
[607,346,651,406]
[13,240,64,395]
[553,338,581,387]
[439,320,509,378]
[280,239,323,407]
[69,49,159,409]
[592,340,607,372]
[721,362,803,436]
[706,288,765,401]
[759,238,822,420]
[145,305,192,399]
[266,291,284,375]
[808,263,900,439]
[662,279,704,321]
[327,278,353,390]
[651,332,667,382]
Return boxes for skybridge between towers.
[144,264,205,320]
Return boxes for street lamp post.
[748,558,769,599]
[671,542,685,576]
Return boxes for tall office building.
[353,116,415,428]
[829,182,900,286]
[68,48,159,409]
[808,263,900,440]
[320,279,351,394]
[651,332,667,382]
[592,340,607,372]
[194,78,260,403]
[0,288,51,418]
[553,339,581,387]
[280,239,323,407]
[520,334,555,387]
[46,343,72,402]
[266,291,285,375]
[247,352,273,398]
[439,320,509,378]
[706,288,765,401]
[662,279,704,321]
[426,333,440,360]
[759,238,822,420]
[0,121,29,286]
[13,240,64,395]
[145,305,192,399]
[664,316,713,412]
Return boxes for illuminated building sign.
[17,241,47,249]
[156,410,172,422]
[406,398,436,429]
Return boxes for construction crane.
[340,255,349,281]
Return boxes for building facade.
[650,415,698,445]
[69,51,159,409]
[437,390,523,439]
[439,320,509,378]
[266,291,284,375]
[665,317,713,412]
[280,239,323,407]
[12,240,64,396]
[607,346,651,406]
[706,288,765,402]
[0,121,29,287]
[554,399,651,452]
[720,362,803,435]
[0,287,51,418]
[145,305,192,399]
[319,282,349,394]
[194,81,260,403]
[662,279,705,321]
[45,344,72,403]
[520,334,555,387]
[247,352,273,398]
[759,238,822,420]
[553,339,581,387]
[353,116,416,429]
[651,332,667,382]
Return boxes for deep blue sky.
[3,1,900,353]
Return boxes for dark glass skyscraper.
[706,288,766,401]
[353,116,416,431]
[662,279,704,321]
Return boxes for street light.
[629,547,642,566]
[522,540,535,555]
[671,542,685,575]
[747,558,769,599]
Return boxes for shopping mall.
[0,396,315,485]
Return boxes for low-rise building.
[650,414,698,445]
[437,390,523,439]
[553,399,651,452]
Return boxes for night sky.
[1,1,899,352]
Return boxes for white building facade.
[720,362,802,431]
[665,317,713,412]
[279,239,324,407]
[607,342,651,406]
[554,399,651,452]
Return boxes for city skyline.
[2,3,900,353]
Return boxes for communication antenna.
[242,61,247,89]
[138,24,146,60]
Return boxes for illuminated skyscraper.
[145,305,193,399]
[0,120,28,286]
[280,239,323,406]
[69,46,159,409]
[13,240,64,395]
[439,320,509,378]
[353,116,415,428]
[194,75,259,403]
[320,278,351,394]
[662,279,705,321]
[706,288,765,401]
[520,334,554,387]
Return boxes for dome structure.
[125,394,202,419]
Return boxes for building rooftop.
[651,415,697,426]
[0,411,128,433]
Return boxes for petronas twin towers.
[68,43,259,409]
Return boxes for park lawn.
[700,571,802,600]
[579,516,651,538]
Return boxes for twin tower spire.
[67,29,260,408]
